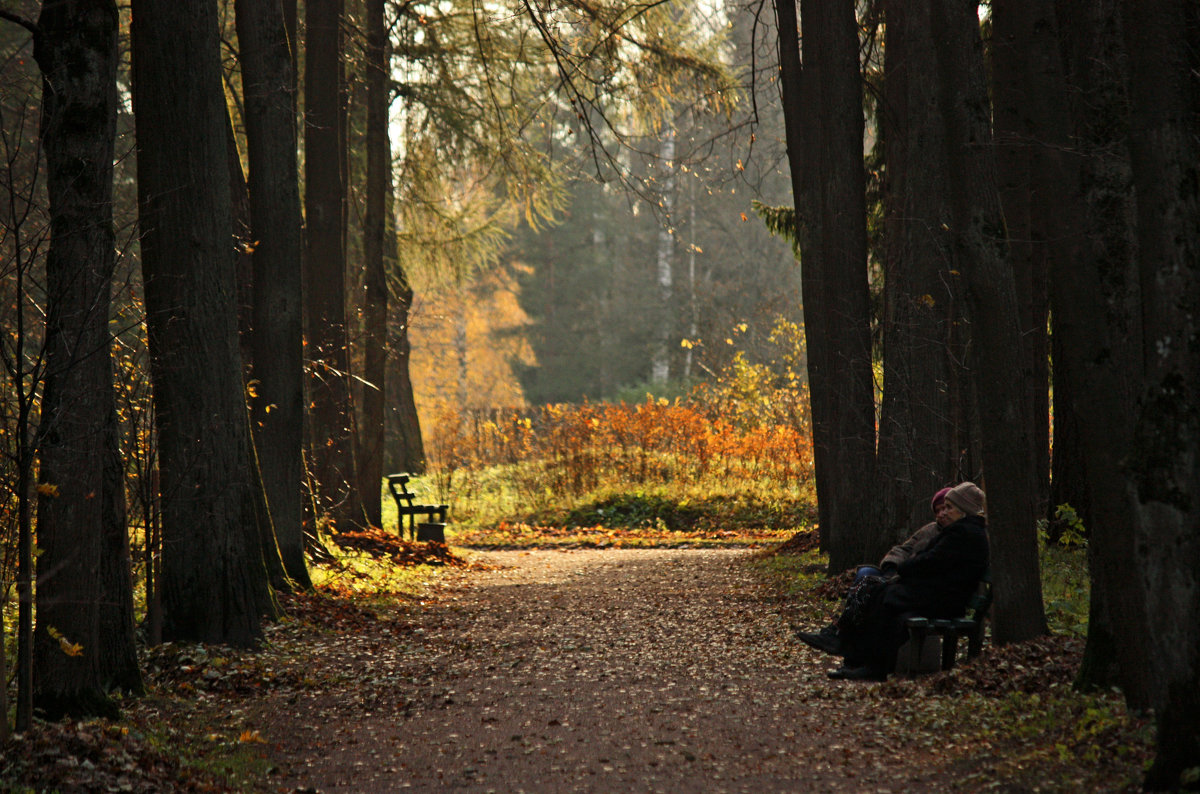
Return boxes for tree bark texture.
[224,107,290,593]
[386,268,426,475]
[357,0,389,528]
[651,129,676,385]
[930,0,1047,644]
[989,0,1053,519]
[773,0,828,543]
[1120,0,1200,786]
[1051,0,1153,704]
[31,0,142,719]
[236,0,311,586]
[227,104,255,364]
[774,0,878,571]
[304,0,359,530]
[876,0,971,542]
[131,0,272,646]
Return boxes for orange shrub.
[429,393,814,501]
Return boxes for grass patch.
[749,547,828,602]
[889,687,1153,791]
[309,545,444,600]
[420,462,817,550]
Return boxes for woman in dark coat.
[829,481,990,680]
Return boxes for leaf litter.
[2,540,1153,793]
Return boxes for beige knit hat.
[946,481,986,516]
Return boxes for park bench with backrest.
[386,473,449,542]
[897,571,993,675]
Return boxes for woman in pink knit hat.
[799,482,989,680]
[797,485,960,655]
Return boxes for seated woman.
[802,481,990,681]
[856,485,955,581]
[797,485,956,653]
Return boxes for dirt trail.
[257,549,942,793]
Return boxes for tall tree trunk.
[225,107,291,593]
[651,128,676,385]
[1049,0,1150,700]
[131,0,274,646]
[31,0,142,720]
[930,0,1047,644]
[774,0,878,570]
[1120,1,1200,786]
[237,0,310,586]
[990,0,1052,520]
[227,106,255,360]
[386,266,426,474]
[304,0,359,529]
[774,0,825,544]
[876,0,969,544]
[357,0,389,526]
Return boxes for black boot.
[795,624,843,656]
[827,664,886,682]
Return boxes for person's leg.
[834,584,899,680]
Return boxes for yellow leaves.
[47,626,84,657]
[239,730,267,744]
[36,483,59,498]
[920,294,936,309]
[740,212,748,222]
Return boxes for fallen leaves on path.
[330,527,471,566]
[451,519,790,549]
[1,548,1154,793]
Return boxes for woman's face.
[935,500,962,526]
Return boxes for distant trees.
[510,2,798,407]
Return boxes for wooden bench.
[386,473,449,542]
[899,572,993,674]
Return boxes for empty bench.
[386,473,449,542]
[898,572,993,675]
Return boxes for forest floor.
[2,533,1153,793]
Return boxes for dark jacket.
[885,514,989,619]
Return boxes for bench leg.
[904,622,932,676]
[967,627,984,658]
[940,631,960,670]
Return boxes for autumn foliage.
[435,398,811,493]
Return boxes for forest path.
[256,548,942,792]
